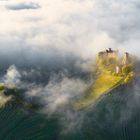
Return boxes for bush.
[0,85,5,91]
[112,72,116,76]
[122,64,134,75]
[124,71,135,84]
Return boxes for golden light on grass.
[74,74,123,110]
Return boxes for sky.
[0,0,140,59]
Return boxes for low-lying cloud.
[26,73,89,114]
[3,65,21,87]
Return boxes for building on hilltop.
[98,48,118,59]
[98,48,130,74]
[116,52,130,74]
[122,52,129,65]
[106,48,118,59]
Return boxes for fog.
[0,0,140,62]
[0,0,140,139]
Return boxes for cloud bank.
[0,0,139,61]
[26,75,88,114]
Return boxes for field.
[75,73,123,110]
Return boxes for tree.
[122,64,134,75]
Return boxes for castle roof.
[98,48,117,56]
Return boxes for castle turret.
[122,52,129,65]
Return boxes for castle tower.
[122,52,129,65]
[107,49,118,59]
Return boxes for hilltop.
[75,48,135,110]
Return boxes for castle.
[98,48,118,59]
[98,48,130,74]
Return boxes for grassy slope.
[75,73,123,110]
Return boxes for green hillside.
[74,49,135,110]
[75,73,123,110]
